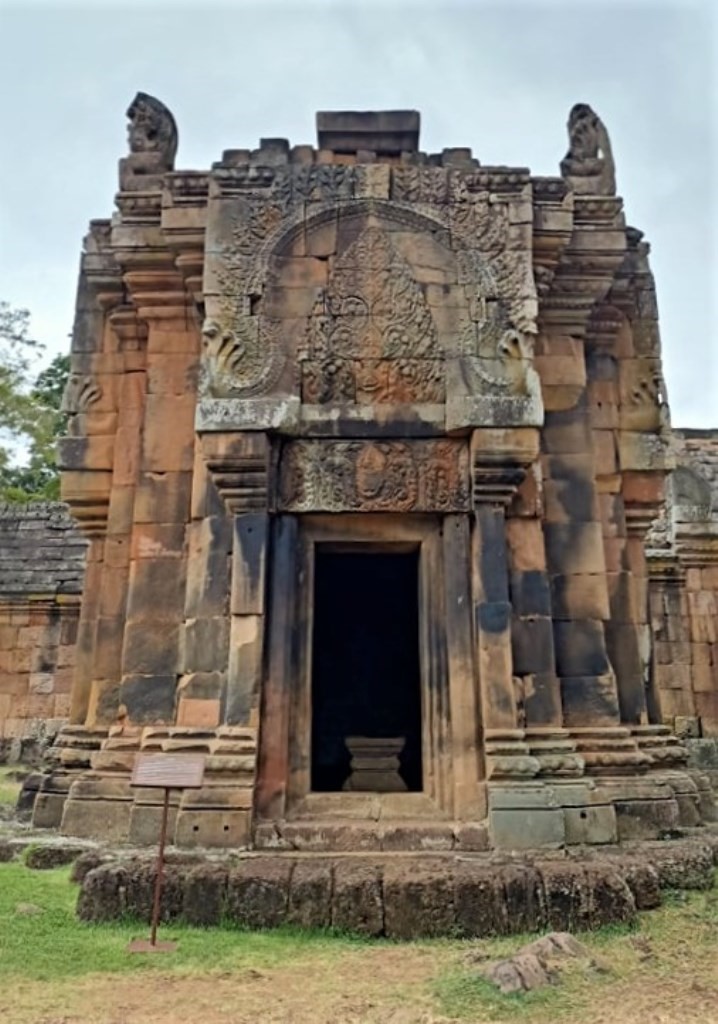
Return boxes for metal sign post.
[127,752,206,953]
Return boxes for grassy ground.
[0,861,716,1024]
[0,766,22,807]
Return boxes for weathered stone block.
[453,862,505,936]
[554,619,611,676]
[544,522,606,575]
[490,808,565,849]
[560,674,620,726]
[563,804,617,844]
[331,862,383,936]
[225,859,292,928]
[121,621,179,674]
[512,615,555,675]
[383,862,455,939]
[614,798,680,840]
[119,674,176,724]
[510,571,552,616]
[174,809,249,848]
[551,574,610,621]
[182,864,228,925]
[126,558,187,620]
[287,860,333,928]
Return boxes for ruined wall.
[648,430,718,738]
[0,503,86,761]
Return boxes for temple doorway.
[310,548,423,793]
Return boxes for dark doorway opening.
[311,548,423,793]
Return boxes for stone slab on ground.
[479,931,592,994]
[75,831,718,937]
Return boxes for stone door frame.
[255,512,486,827]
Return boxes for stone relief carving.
[61,374,103,414]
[60,373,104,438]
[202,184,540,412]
[560,103,616,196]
[391,167,449,205]
[458,328,540,399]
[620,359,671,432]
[279,440,470,512]
[201,317,285,398]
[119,93,177,189]
[299,223,445,405]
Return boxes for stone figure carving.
[279,440,470,512]
[560,103,615,196]
[126,92,177,164]
[119,92,178,188]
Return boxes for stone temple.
[30,95,717,854]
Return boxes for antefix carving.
[119,92,178,189]
[279,439,470,512]
[560,103,615,196]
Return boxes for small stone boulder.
[481,931,591,994]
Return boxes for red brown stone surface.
[26,98,717,849]
[0,503,86,761]
[647,431,718,738]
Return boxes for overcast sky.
[1,0,716,425]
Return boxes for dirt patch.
[2,933,717,1024]
[0,947,446,1024]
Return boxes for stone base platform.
[72,831,718,939]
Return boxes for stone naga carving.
[60,373,103,438]
[119,92,178,188]
[61,373,102,414]
[560,103,616,196]
[201,317,284,398]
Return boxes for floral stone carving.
[278,439,470,512]
[299,223,445,405]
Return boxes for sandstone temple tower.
[34,96,713,849]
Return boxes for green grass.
[0,861,716,1023]
[0,862,372,981]
[0,766,21,806]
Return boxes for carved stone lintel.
[278,439,470,513]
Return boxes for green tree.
[0,302,70,502]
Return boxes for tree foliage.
[0,301,69,502]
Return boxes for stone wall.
[0,503,87,761]
[648,430,718,738]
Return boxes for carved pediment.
[299,222,444,405]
